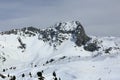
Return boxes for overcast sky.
[0,0,120,36]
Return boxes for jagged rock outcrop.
[73,21,91,46]
[0,26,40,36]
[0,21,90,47]
[38,21,90,46]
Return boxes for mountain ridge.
[0,21,90,47]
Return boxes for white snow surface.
[0,33,120,80]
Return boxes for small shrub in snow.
[29,72,32,77]
[10,75,16,80]
[49,59,55,63]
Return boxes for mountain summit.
[38,21,90,47]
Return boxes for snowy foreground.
[0,22,120,80]
[0,34,120,80]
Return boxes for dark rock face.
[21,27,40,34]
[74,21,91,46]
[84,43,100,52]
[105,47,112,53]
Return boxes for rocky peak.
[55,21,91,46]
[39,21,91,46]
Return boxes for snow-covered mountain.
[0,21,120,80]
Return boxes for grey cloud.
[0,0,120,36]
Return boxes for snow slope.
[0,21,120,80]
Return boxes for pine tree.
[37,72,44,80]
[37,72,42,77]
[29,72,32,77]
[22,73,25,77]
[53,71,56,77]
[8,74,9,77]
[10,75,16,80]
[53,71,58,80]
[54,77,57,80]
[12,76,16,80]
[3,69,5,72]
